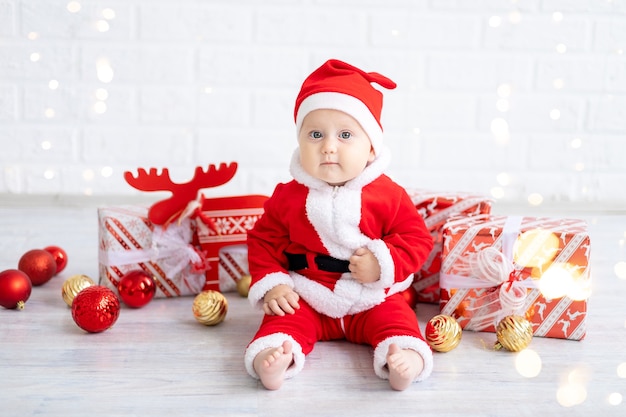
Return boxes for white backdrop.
[1,0,625,208]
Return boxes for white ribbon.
[440,216,532,330]
[99,218,206,293]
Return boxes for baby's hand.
[349,247,381,284]
[263,284,300,316]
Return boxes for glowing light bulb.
[553,78,564,89]
[515,349,542,378]
[102,8,116,20]
[489,16,502,28]
[101,166,113,177]
[490,186,505,199]
[96,20,110,32]
[556,383,587,407]
[96,58,114,83]
[608,393,623,406]
[82,169,95,181]
[94,101,107,114]
[550,109,561,120]
[509,10,522,24]
[67,1,81,13]
[496,172,511,186]
[497,83,512,98]
[615,261,626,279]
[491,118,510,145]
[527,193,543,206]
[496,99,509,112]
[95,88,108,100]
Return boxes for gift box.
[406,189,493,303]
[98,205,208,298]
[122,162,268,293]
[195,195,267,291]
[218,244,249,292]
[439,215,591,340]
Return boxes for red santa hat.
[294,59,397,156]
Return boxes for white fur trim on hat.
[295,92,384,155]
[244,333,305,380]
[373,335,434,382]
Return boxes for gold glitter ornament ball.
[61,274,95,307]
[192,290,228,326]
[494,315,533,352]
[236,274,251,297]
[425,314,462,352]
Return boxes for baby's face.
[298,109,375,186]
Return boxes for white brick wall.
[1,0,625,207]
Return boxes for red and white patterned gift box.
[406,189,493,304]
[439,215,591,340]
[218,244,249,292]
[98,205,207,298]
[195,195,267,291]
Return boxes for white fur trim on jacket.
[292,271,386,318]
[248,271,294,310]
[373,335,434,382]
[244,333,305,380]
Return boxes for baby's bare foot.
[386,343,424,391]
[253,340,294,390]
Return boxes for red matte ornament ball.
[0,269,33,310]
[18,249,57,286]
[43,245,68,274]
[117,270,156,308]
[71,285,120,333]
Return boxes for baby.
[244,59,434,390]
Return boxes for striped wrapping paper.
[438,215,591,340]
[98,205,207,298]
[406,189,493,304]
[218,244,249,292]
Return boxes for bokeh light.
[527,193,543,206]
[614,261,626,279]
[515,349,542,378]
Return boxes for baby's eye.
[339,131,352,140]
[310,131,323,139]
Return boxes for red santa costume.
[244,59,435,383]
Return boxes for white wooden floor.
[1,198,625,417]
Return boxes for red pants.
[252,293,425,354]
[245,293,433,381]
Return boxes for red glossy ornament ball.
[117,270,156,308]
[44,245,68,274]
[0,269,33,310]
[18,249,57,286]
[71,285,120,333]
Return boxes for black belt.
[286,253,350,273]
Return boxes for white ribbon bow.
[99,218,206,293]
